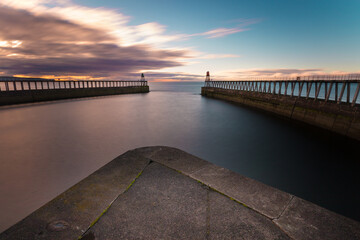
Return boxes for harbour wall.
[201,87,360,141]
[1,146,359,240]
[0,86,149,106]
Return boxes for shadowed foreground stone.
[87,162,289,239]
[1,146,359,240]
[274,197,360,240]
[190,163,292,219]
[208,191,288,240]
[0,151,150,240]
[88,163,209,239]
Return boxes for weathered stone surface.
[126,146,163,159]
[290,106,307,121]
[190,162,293,219]
[88,162,290,240]
[88,162,209,239]
[313,111,336,129]
[332,114,352,135]
[303,108,318,123]
[272,102,293,118]
[208,191,290,240]
[0,150,150,240]
[274,197,360,240]
[149,146,210,175]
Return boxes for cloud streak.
[0,1,259,79]
[195,27,248,38]
[0,4,191,78]
[208,68,324,81]
[187,19,259,39]
[234,68,324,76]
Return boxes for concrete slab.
[86,162,290,240]
[274,197,360,240]
[208,191,290,240]
[148,146,210,175]
[86,162,209,239]
[0,150,150,240]
[190,163,293,219]
[127,146,163,159]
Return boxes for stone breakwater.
[1,146,359,240]
[0,81,149,106]
[202,87,360,141]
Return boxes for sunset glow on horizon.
[0,0,359,81]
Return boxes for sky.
[0,0,359,81]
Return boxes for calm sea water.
[0,82,359,232]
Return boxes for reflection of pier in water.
[202,72,360,140]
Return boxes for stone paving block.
[208,191,290,240]
[274,196,360,240]
[128,146,163,159]
[87,162,208,239]
[190,163,293,219]
[0,151,150,240]
[149,146,210,175]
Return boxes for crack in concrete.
[269,196,296,240]
[272,195,295,221]
[78,159,152,239]
[206,189,210,240]
[128,158,297,240]
[188,164,209,176]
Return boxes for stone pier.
[1,147,359,240]
[202,87,360,141]
[0,80,149,106]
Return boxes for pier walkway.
[1,147,359,240]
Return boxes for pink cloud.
[197,27,248,38]
[189,18,260,39]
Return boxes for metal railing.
[204,75,360,106]
[0,80,148,92]
[211,74,360,82]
